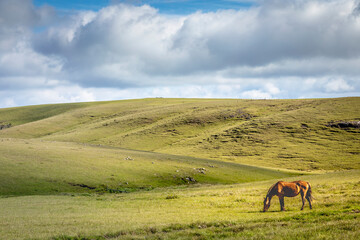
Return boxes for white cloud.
[1,98,16,108]
[32,1,360,85]
[325,78,354,92]
[0,0,360,106]
[0,86,96,108]
[265,83,280,95]
[240,90,272,99]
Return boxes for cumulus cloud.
[34,0,360,81]
[325,78,355,92]
[0,85,96,107]
[0,0,53,28]
[0,0,360,107]
[0,0,62,93]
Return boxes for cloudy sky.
[1,0,360,107]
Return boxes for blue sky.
[0,0,360,107]
[34,0,111,11]
[33,0,255,14]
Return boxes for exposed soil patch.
[68,182,96,190]
[0,122,11,130]
[327,121,360,129]
[182,109,254,126]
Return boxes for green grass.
[1,98,358,171]
[0,101,103,126]
[0,170,359,240]
[0,97,359,239]
[0,138,297,196]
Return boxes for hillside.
[1,97,359,240]
[0,138,298,196]
[1,98,359,172]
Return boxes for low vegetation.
[1,98,358,171]
[0,170,359,239]
[0,138,297,196]
[0,97,359,239]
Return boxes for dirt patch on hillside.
[327,121,360,129]
[0,122,11,130]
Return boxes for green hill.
[0,97,359,239]
[0,138,298,196]
[1,98,359,172]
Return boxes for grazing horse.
[263,181,313,212]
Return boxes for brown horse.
[263,180,313,212]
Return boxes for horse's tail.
[306,182,313,201]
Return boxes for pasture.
[0,97,359,239]
[1,170,359,239]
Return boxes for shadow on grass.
[52,209,359,240]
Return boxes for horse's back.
[292,180,310,189]
[280,181,301,197]
[268,181,310,197]
[292,180,308,185]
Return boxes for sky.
[1,0,360,108]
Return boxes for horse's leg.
[300,191,305,210]
[279,196,285,211]
[306,196,312,209]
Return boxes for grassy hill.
[0,138,297,196]
[1,98,359,171]
[0,97,359,239]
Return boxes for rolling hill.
[0,97,359,239]
[0,138,298,196]
[1,97,359,172]
[1,97,359,195]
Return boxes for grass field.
[0,138,297,196]
[0,97,359,239]
[1,170,359,239]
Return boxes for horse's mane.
[266,182,277,197]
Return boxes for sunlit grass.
[0,170,359,239]
[1,98,358,171]
[0,97,359,239]
[0,138,296,196]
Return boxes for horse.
[263,180,313,212]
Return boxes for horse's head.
[263,197,270,212]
